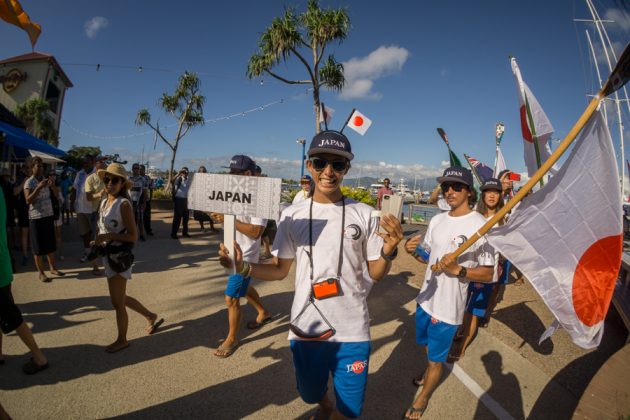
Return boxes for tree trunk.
[313,85,321,134]
[166,146,178,195]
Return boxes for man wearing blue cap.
[219,131,403,418]
[403,166,495,419]
[213,155,271,358]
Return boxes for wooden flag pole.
[431,41,630,272]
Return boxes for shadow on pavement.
[0,291,294,392]
[474,350,525,420]
[493,301,554,355]
[527,314,625,420]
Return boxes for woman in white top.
[94,163,163,353]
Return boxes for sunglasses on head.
[309,157,347,172]
[441,182,466,194]
[104,176,122,185]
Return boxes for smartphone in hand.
[379,194,403,234]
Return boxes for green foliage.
[135,71,205,191]
[341,186,376,207]
[246,0,350,132]
[65,145,102,169]
[151,188,172,200]
[14,98,59,146]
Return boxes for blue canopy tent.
[0,120,66,157]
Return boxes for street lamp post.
[296,138,306,178]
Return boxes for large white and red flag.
[486,108,622,349]
[346,109,372,135]
[511,57,556,177]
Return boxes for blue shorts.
[225,273,251,298]
[498,259,512,285]
[466,282,495,317]
[290,340,371,418]
[415,305,458,363]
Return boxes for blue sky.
[2,0,629,184]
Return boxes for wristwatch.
[381,247,398,261]
[457,266,467,279]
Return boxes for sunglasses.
[309,157,347,172]
[104,176,122,185]
[441,182,466,194]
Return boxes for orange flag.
[0,0,41,48]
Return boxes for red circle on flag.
[353,116,364,127]
[572,234,622,327]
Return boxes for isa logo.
[346,360,368,374]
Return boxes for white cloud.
[340,45,410,100]
[84,16,109,39]
[604,8,630,32]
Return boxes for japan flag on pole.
[486,109,622,349]
[346,109,372,135]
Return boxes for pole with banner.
[494,122,505,175]
[187,172,282,273]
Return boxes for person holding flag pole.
[430,42,630,350]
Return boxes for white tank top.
[98,197,130,246]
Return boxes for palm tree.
[14,98,59,146]
[247,0,349,133]
[135,71,205,193]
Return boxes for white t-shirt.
[416,210,494,325]
[238,216,267,263]
[73,168,95,214]
[292,190,309,204]
[273,197,383,342]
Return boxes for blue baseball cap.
[225,155,256,172]
[308,130,354,161]
[437,166,474,187]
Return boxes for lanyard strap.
[308,196,345,281]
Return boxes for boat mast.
[585,30,608,121]
[583,0,626,198]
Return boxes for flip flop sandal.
[39,275,52,283]
[246,316,272,330]
[148,318,164,335]
[403,404,428,419]
[22,358,49,375]
[50,270,66,277]
[214,342,239,358]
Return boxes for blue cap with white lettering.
[436,166,473,187]
[308,130,354,161]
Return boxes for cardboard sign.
[187,173,282,220]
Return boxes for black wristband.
[381,247,398,261]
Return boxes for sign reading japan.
[187,173,282,220]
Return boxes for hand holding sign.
[219,241,244,272]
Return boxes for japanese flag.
[346,109,372,136]
[486,109,622,349]
[319,104,335,124]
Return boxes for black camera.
[86,245,107,261]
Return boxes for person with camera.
[93,163,163,353]
[376,178,394,210]
[23,157,64,283]
[403,167,494,419]
[170,167,190,239]
[219,131,403,419]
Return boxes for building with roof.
[0,51,73,134]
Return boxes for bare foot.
[39,273,52,283]
[106,340,129,353]
[146,316,164,335]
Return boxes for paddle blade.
[603,41,630,96]
[437,127,449,145]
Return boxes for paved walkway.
[0,211,626,419]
